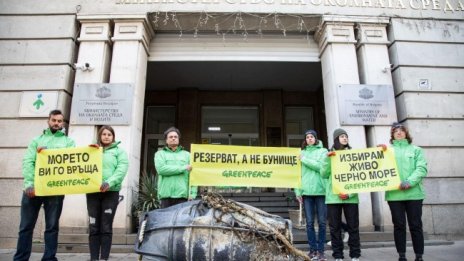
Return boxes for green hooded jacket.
[154,146,197,200]
[102,141,129,192]
[22,128,75,189]
[295,141,328,197]
[385,139,427,201]
[321,148,359,204]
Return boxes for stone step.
[32,239,452,254]
[294,239,454,252]
[52,230,425,245]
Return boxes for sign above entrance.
[337,84,396,125]
[113,0,464,20]
[70,83,133,125]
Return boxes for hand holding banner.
[331,147,401,194]
[34,146,103,196]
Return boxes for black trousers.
[388,200,424,255]
[327,203,361,259]
[86,191,119,260]
[160,198,187,209]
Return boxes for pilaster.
[62,19,113,229]
[109,18,153,232]
[356,21,397,231]
[316,15,372,231]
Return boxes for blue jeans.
[303,195,327,252]
[14,193,64,261]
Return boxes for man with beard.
[14,109,75,261]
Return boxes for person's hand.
[186,165,192,171]
[100,182,110,192]
[399,181,411,190]
[327,151,336,157]
[377,144,387,151]
[37,146,47,153]
[89,144,100,148]
[296,196,303,204]
[339,193,349,200]
[25,187,35,198]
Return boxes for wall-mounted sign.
[337,84,397,125]
[19,91,59,117]
[418,79,431,90]
[70,83,133,125]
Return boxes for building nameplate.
[70,83,133,125]
[337,84,396,125]
[112,0,464,19]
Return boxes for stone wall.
[389,18,464,239]
[0,11,78,247]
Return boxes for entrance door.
[201,106,259,146]
[201,106,260,193]
[143,106,175,175]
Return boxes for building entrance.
[201,106,259,146]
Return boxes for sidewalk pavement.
[1,240,463,260]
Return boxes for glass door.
[143,106,176,176]
[201,106,260,193]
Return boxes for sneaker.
[414,258,424,261]
[317,252,327,261]
[327,241,332,246]
[308,250,317,260]
[399,258,407,261]
[343,231,349,243]
[335,259,344,261]
[352,258,360,261]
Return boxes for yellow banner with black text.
[34,147,103,196]
[331,147,401,194]
[190,144,301,188]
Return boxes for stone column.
[315,16,372,230]
[109,18,153,232]
[61,19,113,230]
[356,20,397,231]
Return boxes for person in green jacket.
[385,123,427,261]
[155,127,197,208]
[14,109,76,261]
[322,128,360,261]
[86,125,129,261]
[295,129,328,261]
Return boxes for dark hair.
[97,125,115,145]
[331,137,352,151]
[301,138,319,149]
[164,127,181,139]
[390,124,412,144]
[49,109,63,118]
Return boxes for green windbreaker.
[154,146,197,200]
[102,141,129,192]
[22,128,75,189]
[321,148,359,204]
[295,141,328,197]
[385,139,427,201]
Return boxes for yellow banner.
[34,147,103,196]
[331,147,401,194]
[190,144,301,188]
